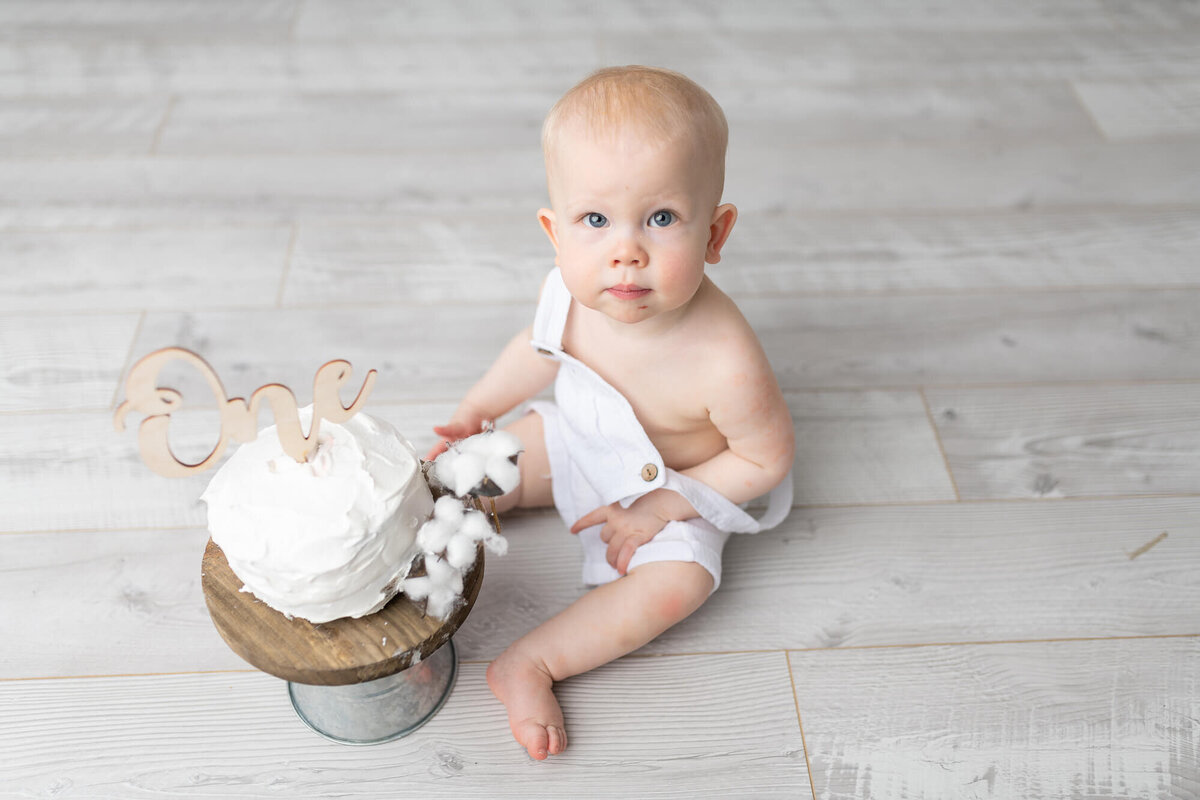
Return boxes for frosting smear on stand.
[202,408,433,624]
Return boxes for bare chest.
[561,324,725,469]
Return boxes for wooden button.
[641,463,659,482]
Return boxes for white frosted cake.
[202,409,434,624]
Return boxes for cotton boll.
[432,494,465,523]
[418,496,465,552]
[465,429,522,459]
[458,509,492,541]
[432,450,458,494]
[431,450,454,493]
[436,449,487,496]
[425,556,464,596]
[431,430,523,497]
[424,556,465,618]
[484,453,520,493]
[451,452,487,496]
[459,434,486,456]
[402,575,431,602]
[403,556,465,619]
[491,430,522,456]
[483,533,508,557]
[416,517,456,553]
[426,592,461,619]
[445,535,478,570]
[451,507,508,556]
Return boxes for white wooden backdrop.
[1,2,1197,798]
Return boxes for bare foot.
[486,648,567,760]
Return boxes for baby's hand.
[425,416,490,462]
[571,501,672,576]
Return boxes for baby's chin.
[574,294,649,324]
[596,297,699,328]
[606,308,656,325]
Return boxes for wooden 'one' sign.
[114,347,376,477]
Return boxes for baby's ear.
[538,208,560,258]
[705,203,738,264]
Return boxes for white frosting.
[202,409,433,624]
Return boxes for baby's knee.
[500,413,553,510]
[631,561,714,623]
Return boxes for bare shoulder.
[681,279,775,380]
[684,279,793,461]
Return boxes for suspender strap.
[662,468,794,534]
[530,268,570,353]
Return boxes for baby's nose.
[611,232,648,267]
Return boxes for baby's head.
[537,67,738,325]
[541,66,729,207]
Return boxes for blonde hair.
[542,66,729,196]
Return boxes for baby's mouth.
[607,284,651,300]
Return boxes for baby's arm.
[574,329,794,573]
[676,342,795,505]
[427,324,558,459]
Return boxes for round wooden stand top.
[202,539,484,686]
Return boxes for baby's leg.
[487,560,714,760]
[492,412,553,513]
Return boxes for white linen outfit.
[527,268,793,591]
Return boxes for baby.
[428,66,795,760]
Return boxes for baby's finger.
[606,534,622,569]
[606,530,637,569]
[423,440,451,462]
[570,506,608,534]
[615,539,640,575]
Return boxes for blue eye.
[649,210,675,227]
[585,212,607,228]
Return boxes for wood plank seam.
[264,286,1200,309]
[614,634,1200,659]
[784,632,1200,654]
[1067,80,1113,140]
[791,492,1200,507]
[723,284,1200,299]
[3,203,1199,229]
[28,131,1166,156]
[919,387,962,502]
[4,493,1199,537]
[791,378,1200,392]
[148,95,177,156]
[148,202,1200,228]
[0,525,199,536]
[0,668,257,684]
[275,223,298,308]
[0,407,115,417]
[109,309,145,412]
[785,650,820,800]
[9,636,1196,684]
[287,1,303,41]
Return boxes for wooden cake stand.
[202,537,485,745]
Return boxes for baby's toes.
[514,718,551,760]
[546,724,568,755]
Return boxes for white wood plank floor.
[1,2,1197,798]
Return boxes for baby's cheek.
[557,266,591,299]
[661,260,705,297]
